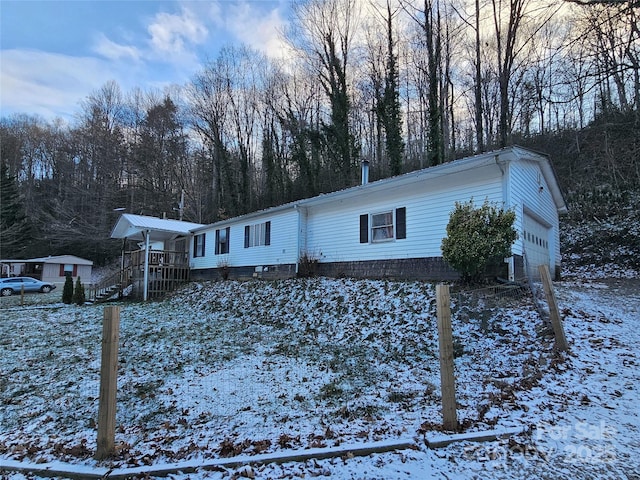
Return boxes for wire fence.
[1,275,557,467]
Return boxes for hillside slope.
[1,277,639,479]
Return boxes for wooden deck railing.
[130,249,189,268]
[90,249,190,302]
[89,268,132,303]
[129,249,191,300]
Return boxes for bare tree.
[403,0,446,165]
[288,0,361,190]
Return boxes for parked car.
[0,277,57,296]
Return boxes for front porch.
[91,249,190,303]
[107,213,205,302]
[130,249,190,300]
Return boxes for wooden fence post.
[96,306,120,460]
[436,284,458,431]
[538,265,568,351]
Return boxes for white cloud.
[0,2,292,121]
[0,49,115,120]
[93,33,142,62]
[223,2,289,59]
[147,7,208,55]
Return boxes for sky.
[0,0,290,121]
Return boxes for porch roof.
[110,214,205,242]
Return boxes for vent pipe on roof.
[361,160,370,185]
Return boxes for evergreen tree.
[382,2,405,176]
[62,275,74,304]
[441,200,517,283]
[72,277,86,305]
[0,162,31,258]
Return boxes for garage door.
[523,214,550,278]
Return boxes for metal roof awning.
[110,214,205,242]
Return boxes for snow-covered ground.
[1,275,638,479]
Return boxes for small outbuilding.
[18,255,93,285]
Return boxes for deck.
[91,249,191,302]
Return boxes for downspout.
[143,230,150,302]
[295,204,301,275]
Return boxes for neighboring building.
[1,255,93,284]
[0,260,24,278]
[189,146,567,281]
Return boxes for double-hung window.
[193,233,206,257]
[215,227,230,254]
[59,264,77,277]
[360,207,406,243]
[371,212,395,242]
[244,221,271,248]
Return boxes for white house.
[188,146,567,282]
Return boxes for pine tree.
[62,275,74,304]
[0,162,31,258]
[72,277,86,305]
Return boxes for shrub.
[441,199,517,283]
[72,276,86,305]
[297,252,319,278]
[217,258,230,280]
[62,275,73,304]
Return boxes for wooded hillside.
[1,0,638,269]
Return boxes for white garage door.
[523,214,551,277]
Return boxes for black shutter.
[202,234,205,257]
[265,221,271,246]
[244,225,250,248]
[360,214,368,243]
[215,230,220,255]
[224,227,230,254]
[193,236,197,256]
[396,207,406,239]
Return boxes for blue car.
[0,277,57,296]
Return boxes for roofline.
[193,146,567,232]
[1,256,93,265]
[111,213,205,239]
[510,145,568,214]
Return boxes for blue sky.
[0,1,290,121]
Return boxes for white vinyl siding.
[508,160,561,275]
[306,163,504,263]
[190,209,299,269]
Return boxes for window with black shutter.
[360,207,406,243]
[193,234,206,257]
[396,207,406,239]
[360,214,368,243]
[245,221,270,247]
[215,227,230,254]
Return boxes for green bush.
[62,275,74,304]
[72,276,86,305]
[441,199,517,283]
